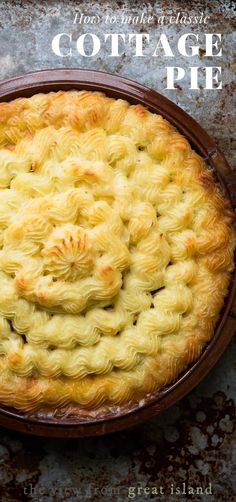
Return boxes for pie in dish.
[0,90,235,418]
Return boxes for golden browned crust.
[0,90,235,416]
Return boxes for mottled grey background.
[0,1,235,501]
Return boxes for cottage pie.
[0,90,234,417]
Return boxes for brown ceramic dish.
[0,69,235,437]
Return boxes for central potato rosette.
[42,224,94,282]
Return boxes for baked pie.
[0,90,234,418]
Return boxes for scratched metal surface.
[0,1,235,501]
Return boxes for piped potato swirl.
[0,90,234,414]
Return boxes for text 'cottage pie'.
[0,90,235,418]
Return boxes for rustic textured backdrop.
[0,1,235,501]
